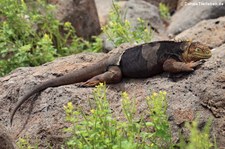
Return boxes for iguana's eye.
[195,48,201,52]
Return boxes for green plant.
[17,137,38,149]
[159,3,170,19]
[178,118,216,149]
[58,22,103,55]
[0,0,103,76]
[102,3,152,47]
[145,91,172,148]
[64,83,173,149]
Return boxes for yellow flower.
[90,109,95,113]
[67,102,74,110]
[43,34,50,40]
[122,92,128,97]
[152,92,158,97]
[98,83,104,87]
[64,22,72,28]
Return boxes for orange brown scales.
[10,41,212,125]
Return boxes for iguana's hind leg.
[80,66,122,87]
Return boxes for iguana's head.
[182,41,212,62]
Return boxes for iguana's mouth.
[192,52,212,59]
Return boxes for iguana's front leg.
[80,66,122,87]
[163,58,202,73]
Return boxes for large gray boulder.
[168,0,225,35]
[95,0,127,26]
[0,42,224,148]
[175,17,225,48]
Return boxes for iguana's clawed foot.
[188,61,203,69]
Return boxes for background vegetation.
[0,0,103,76]
[0,1,151,76]
[102,3,152,47]
[159,2,170,19]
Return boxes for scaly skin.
[10,41,211,125]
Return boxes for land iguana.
[10,41,212,125]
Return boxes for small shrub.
[178,118,216,149]
[64,84,216,149]
[102,3,152,47]
[64,83,173,149]
[145,91,172,148]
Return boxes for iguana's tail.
[10,59,108,125]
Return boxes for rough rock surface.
[95,0,113,26]
[0,43,224,148]
[0,123,17,149]
[168,0,225,35]
[175,17,225,48]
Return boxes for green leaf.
[19,44,32,52]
